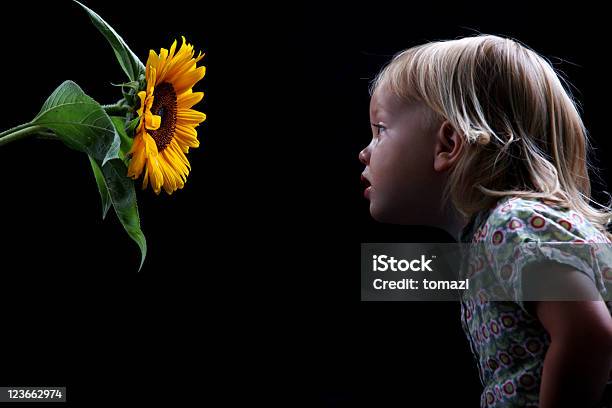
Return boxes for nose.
[359,146,369,165]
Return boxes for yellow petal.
[175,123,197,137]
[169,140,191,170]
[174,66,206,95]
[142,131,159,157]
[156,48,169,83]
[127,135,146,178]
[147,156,163,195]
[146,50,159,71]
[158,40,180,82]
[142,164,150,190]
[146,67,157,95]
[169,39,178,61]
[145,112,161,131]
[174,125,200,149]
[177,91,204,109]
[177,109,207,125]
[158,160,179,194]
[163,148,188,180]
[136,91,147,117]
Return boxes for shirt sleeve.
[483,199,611,314]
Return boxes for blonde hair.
[371,34,612,240]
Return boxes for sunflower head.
[127,36,206,194]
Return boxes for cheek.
[368,137,440,222]
[371,139,432,194]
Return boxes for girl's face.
[359,86,447,225]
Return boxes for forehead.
[369,86,404,118]
[370,86,440,132]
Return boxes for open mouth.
[361,174,371,188]
[361,174,372,199]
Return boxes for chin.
[370,200,431,225]
[369,202,400,224]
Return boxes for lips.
[361,173,372,199]
[360,174,370,186]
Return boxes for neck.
[439,204,469,242]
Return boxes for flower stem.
[103,103,130,116]
[0,123,46,147]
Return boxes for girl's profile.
[359,34,612,407]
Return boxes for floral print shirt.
[459,195,612,407]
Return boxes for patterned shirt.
[459,195,612,407]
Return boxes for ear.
[433,121,463,172]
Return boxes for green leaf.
[32,80,121,166]
[74,0,145,82]
[97,158,147,271]
[110,116,134,160]
[125,117,141,138]
[89,155,112,219]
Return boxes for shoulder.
[472,196,608,245]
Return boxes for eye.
[371,123,386,137]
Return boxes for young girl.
[359,35,612,407]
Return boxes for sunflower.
[127,36,206,194]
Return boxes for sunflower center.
[149,82,177,152]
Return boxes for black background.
[0,1,611,406]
